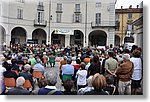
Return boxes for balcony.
[74,9,81,13]
[91,21,116,28]
[34,19,47,27]
[37,5,44,11]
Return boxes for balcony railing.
[34,19,47,27]
[91,21,116,28]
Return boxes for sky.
[115,0,143,9]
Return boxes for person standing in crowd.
[88,55,101,77]
[85,73,108,95]
[78,75,94,95]
[49,54,55,67]
[130,50,142,95]
[61,59,74,82]
[104,51,118,76]
[76,62,87,90]
[0,56,6,94]
[28,55,36,68]
[38,70,63,95]
[33,58,45,74]
[115,54,133,95]
[6,77,30,95]
[42,55,49,68]
[59,56,67,75]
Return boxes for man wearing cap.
[115,54,133,95]
[19,64,34,88]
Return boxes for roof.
[116,8,143,13]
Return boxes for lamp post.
[48,1,52,45]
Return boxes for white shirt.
[130,57,142,80]
[0,65,6,94]
[76,70,87,86]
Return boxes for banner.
[54,29,74,35]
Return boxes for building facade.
[0,0,116,47]
[115,5,143,45]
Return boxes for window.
[127,24,133,31]
[74,14,82,23]
[128,13,132,19]
[96,2,101,8]
[17,8,23,19]
[57,3,62,11]
[96,13,101,24]
[116,14,120,21]
[75,4,80,12]
[16,0,24,3]
[37,11,44,23]
[56,13,61,23]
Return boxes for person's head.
[105,74,114,85]
[108,51,114,57]
[18,55,22,60]
[44,70,57,86]
[67,58,72,64]
[123,49,130,54]
[80,62,86,70]
[63,79,74,91]
[38,78,47,88]
[2,61,12,71]
[122,54,130,61]
[36,58,41,63]
[63,56,67,60]
[93,55,99,63]
[16,76,25,87]
[132,49,141,58]
[24,64,31,72]
[92,73,107,90]
[43,55,48,64]
[87,75,93,87]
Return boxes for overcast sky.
[115,0,143,9]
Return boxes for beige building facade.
[0,0,116,47]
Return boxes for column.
[65,34,70,47]
[107,29,115,46]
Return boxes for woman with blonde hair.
[85,73,108,95]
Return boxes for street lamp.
[48,1,52,45]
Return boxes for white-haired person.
[115,54,133,95]
[77,75,94,95]
[6,76,30,95]
[38,70,63,95]
[19,64,34,89]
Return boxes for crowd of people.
[0,43,143,95]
